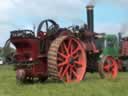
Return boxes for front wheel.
[98,56,118,79]
[16,69,26,82]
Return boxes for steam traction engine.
[119,34,128,71]
[10,5,118,83]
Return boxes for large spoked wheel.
[98,56,118,79]
[48,36,87,83]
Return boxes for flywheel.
[48,36,87,83]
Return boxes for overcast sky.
[0,0,128,46]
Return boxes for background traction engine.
[118,35,128,71]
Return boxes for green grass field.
[0,65,128,96]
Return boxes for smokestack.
[86,5,94,32]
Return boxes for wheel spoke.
[74,61,82,66]
[111,68,115,74]
[61,65,69,77]
[58,67,63,77]
[72,46,80,56]
[71,67,79,79]
[73,53,79,59]
[68,39,72,49]
[58,52,67,59]
[57,57,64,62]
[70,44,74,54]
[63,42,68,54]
[46,21,49,32]
[66,71,71,82]
[111,62,116,68]
[68,39,74,54]
[69,66,73,79]
[58,61,67,67]
[104,64,110,71]
[111,65,116,73]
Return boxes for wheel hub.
[69,57,74,65]
[109,66,113,71]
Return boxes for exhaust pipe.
[86,5,94,32]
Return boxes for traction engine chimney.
[86,5,94,32]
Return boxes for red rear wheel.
[48,36,87,83]
[98,56,118,79]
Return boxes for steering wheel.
[37,19,59,34]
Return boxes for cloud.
[10,0,86,24]
[93,0,128,7]
[0,0,87,46]
[95,23,121,34]
[5,0,88,30]
[0,0,11,24]
[0,0,128,46]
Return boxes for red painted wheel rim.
[57,37,86,82]
[103,56,118,79]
